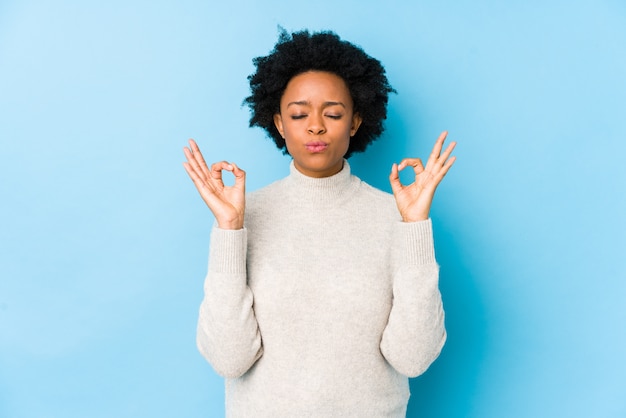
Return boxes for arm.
[380,219,446,377]
[183,139,263,377]
[381,131,456,376]
[196,227,263,378]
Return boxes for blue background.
[1,1,625,417]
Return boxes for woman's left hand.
[389,131,457,222]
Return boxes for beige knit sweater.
[197,161,446,417]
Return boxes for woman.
[183,29,456,417]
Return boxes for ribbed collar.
[285,159,359,204]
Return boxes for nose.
[307,113,326,135]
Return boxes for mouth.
[305,141,329,153]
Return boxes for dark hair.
[243,29,395,158]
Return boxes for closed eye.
[291,114,307,120]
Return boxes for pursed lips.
[305,141,328,152]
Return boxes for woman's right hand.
[183,139,245,230]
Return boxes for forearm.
[196,227,263,378]
[380,219,446,377]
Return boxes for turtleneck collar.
[285,159,359,204]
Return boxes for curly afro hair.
[243,29,395,158]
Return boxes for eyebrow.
[286,100,346,109]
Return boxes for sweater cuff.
[208,227,247,274]
[394,219,436,266]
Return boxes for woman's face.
[274,71,362,178]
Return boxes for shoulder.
[352,177,401,220]
[247,177,286,200]
[357,179,394,202]
[245,177,288,214]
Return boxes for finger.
[398,159,425,180]
[183,161,216,195]
[430,155,457,188]
[425,131,448,170]
[189,139,212,180]
[182,161,200,184]
[389,162,403,195]
[230,162,246,190]
[183,146,210,183]
[437,141,457,165]
[397,158,423,171]
[210,161,235,183]
[437,155,457,180]
[189,139,211,179]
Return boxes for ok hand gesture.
[183,139,246,230]
[389,131,456,223]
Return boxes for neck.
[286,159,358,204]
[292,160,344,178]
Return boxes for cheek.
[281,120,297,137]
[282,135,297,154]
[343,123,355,140]
[338,132,351,153]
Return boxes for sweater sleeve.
[196,226,263,378]
[380,219,446,377]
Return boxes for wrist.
[402,216,428,223]
[216,215,244,230]
[400,204,431,223]
[401,209,429,223]
[217,221,244,230]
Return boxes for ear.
[350,112,363,137]
[273,113,285,138]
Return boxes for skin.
[273,71,362,178]
[389,130,456,222]
[183,70,456,229]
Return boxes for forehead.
[281,71,352,103]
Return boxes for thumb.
[231,163,246,189]
[389,163,403,195]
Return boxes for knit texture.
[197,161,446,417]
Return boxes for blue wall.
[1,1,625,417]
